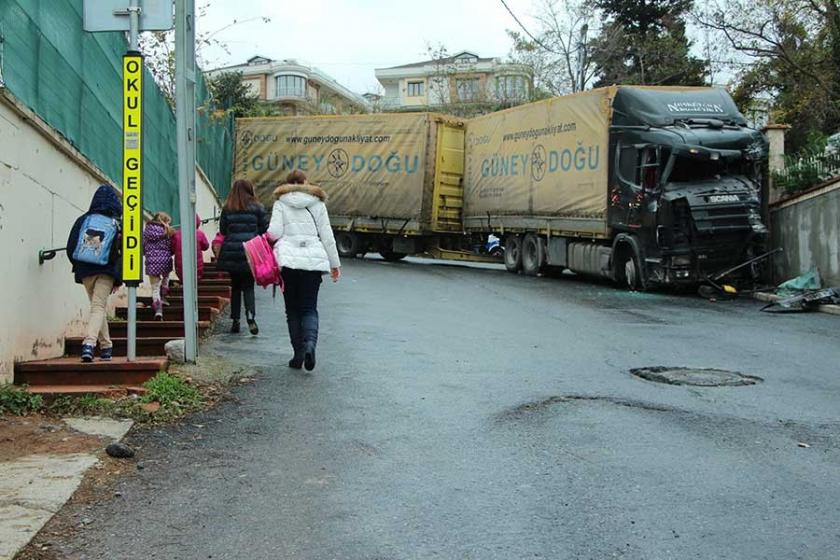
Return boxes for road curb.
[753,292,840,316]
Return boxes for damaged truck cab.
[608,88,769,288]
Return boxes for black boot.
[247,312,259,336]
[287,317,304,369]
[303,343,316,371]
[230,319,240,334]
[301,312,319,371]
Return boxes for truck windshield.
[665,152,753,187]
[668,155,724,183]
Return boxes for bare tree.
[139,1,271,107]
[692,0,839,97]
[506,0,599,94]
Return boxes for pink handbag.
[243,234,283,291]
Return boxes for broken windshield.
[663,151,758,188]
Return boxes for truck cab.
[608,87,769,288]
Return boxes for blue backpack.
[72,213,119,266]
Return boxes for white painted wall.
[0,92,225,383]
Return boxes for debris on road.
[105,443,135,459]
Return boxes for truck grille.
[691,206,751,233]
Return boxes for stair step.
[15,357,167,386]
[169,285,232,298]
[116,306,219,322]
[25,384,147,396]
[139,295,228,310]
[196,278,231,287]
[173,277,230,287]
[66,337,172,357]
[108,320,211,338]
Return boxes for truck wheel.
[335,232,360,258]
[615,244,643,290]
[380,251,406,262]
[521,233,545,277]
[504,235,522,273]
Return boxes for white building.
[207,56,369,115]
[374,51,532,110]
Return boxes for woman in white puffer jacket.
[267,170,341,371]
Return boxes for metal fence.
[773,153,840,195]
[0,0,233,219]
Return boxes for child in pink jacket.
[172,214,210,282]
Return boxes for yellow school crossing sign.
[122,53,143,283]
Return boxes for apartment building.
[374,51,532,110]
[207,56,369,115]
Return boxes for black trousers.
[229,271,255,321]
[282,268,323,354]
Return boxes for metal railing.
[38,247,66,265]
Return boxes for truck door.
[431,123,465,232]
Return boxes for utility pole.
[576,24,589,93]
[175,0,199,362]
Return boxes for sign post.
[84,0,174,362]
[122,48,143,361]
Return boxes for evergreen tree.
[208,71,259,117]
[590,0,707,86]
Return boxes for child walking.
[144,212,174,320]
[66,185,122,362]
[172,214,210,283]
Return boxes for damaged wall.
[770,178,840,288]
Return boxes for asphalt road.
[50,258,840,559]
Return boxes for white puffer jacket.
[266,184,341,273]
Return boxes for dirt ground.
[0,416,108,462]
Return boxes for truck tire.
[521,233,545,277]
[380,251,407,262]
[615,242,643,290]
[335,231,361,258]
[504,235,522,273]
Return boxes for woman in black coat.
[218,179,269,335]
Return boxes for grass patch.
[47,393,116,416]
[142,372,202,409]
[0,384,44,415]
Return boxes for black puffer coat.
[217,203,269,275]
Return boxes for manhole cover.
[630,367,762,387]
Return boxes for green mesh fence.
[0,0,233,221]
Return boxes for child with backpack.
[143,212,174,320]
[66,185,122,363]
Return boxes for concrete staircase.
[14,264,230,395]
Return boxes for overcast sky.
[197,0,536,94]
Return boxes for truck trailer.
[234,86,769,289]
[464,86,769,288]
[234,112,468,261]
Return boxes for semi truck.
[234,86,769,289]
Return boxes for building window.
[407,81,425,97]
[456,78,481,101]
[496,75,527,101]
[275,75,306,98]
